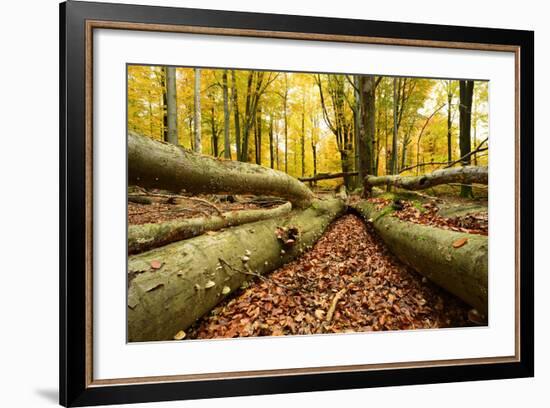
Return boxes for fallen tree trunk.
[353,200,488,315]
[128,198,345,342]
[128,202,292,254]
[128,131,315,208]
[364,166,488,193]
[298,171,358,182]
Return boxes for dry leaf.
[452,237,468,248]
[173,330,186,340]
[204,280,216,289]
[314,309,326,320]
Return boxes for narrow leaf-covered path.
[187,213,473,339]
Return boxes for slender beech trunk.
[391,77,399,175]
[269,116,274,169]
[459,80,475,198]
[275,120,280,170]
[165,66,178,145]
[222,70,231,159]
[231,70,241,159]
[147,90,154,138]
[255,107,262,165]
[284,79,289,173]
[447,80,453,163]
[358,76,376,185]
[311,116,318,186]
[193,68,202,153]
[210,105,218,157]
[301,93,306,177]
[161,67,168,141]
[353,75,361,187]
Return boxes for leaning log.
[128,198,345,342]
[128,131,315,208]
[298,171,358,182]
[128,202,292,254]
[364,166,488,193]
[353,200,488,315]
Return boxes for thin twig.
[218,258,295,291]
[326,288,346,323]
[399,145,488,174]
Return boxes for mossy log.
[128,131,315,208]
[128,202,292,254]
[127,198,345,342]
[364,166,488,193]
[353,200,488,315]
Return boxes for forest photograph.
[126,65,489,343]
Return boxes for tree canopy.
[128,65,488,189]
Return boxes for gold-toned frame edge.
[84,19,522,388]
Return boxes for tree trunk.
[255,106,262,165]
[222,70,231,159]
[240,72,264,162]
[353,200,487,315]
[284,75,289,173]
[231,70,241,159]
[364,165,487,193]
[165,66,178,145]
[353,75,361,188]
[391,77,399,176]
[161,67,168,142]
[459,80,474,197]
[447,80,453,163]
[193,68,202,153]
[128,202,292,254]
[210,105,219,157]
[128,198,346,342]
[358,76,376,183]
[269,116,274,169]
[128,131,315,207]
[301,100,306,177]
[340,150,352,189]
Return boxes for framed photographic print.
[60,0,534,406]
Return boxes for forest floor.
[128,192,488,339]
[186,211,483,339]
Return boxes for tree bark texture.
[128,198,346,341]
[128,202,292,254]
[128,131,316,207]
[353,200,488,314]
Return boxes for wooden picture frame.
[60,1,534,406]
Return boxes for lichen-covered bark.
[128,131,315,207]
[128,198,345,342]
[128,202,292,254]
[353,201,488,315]
[364,166,488,192]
